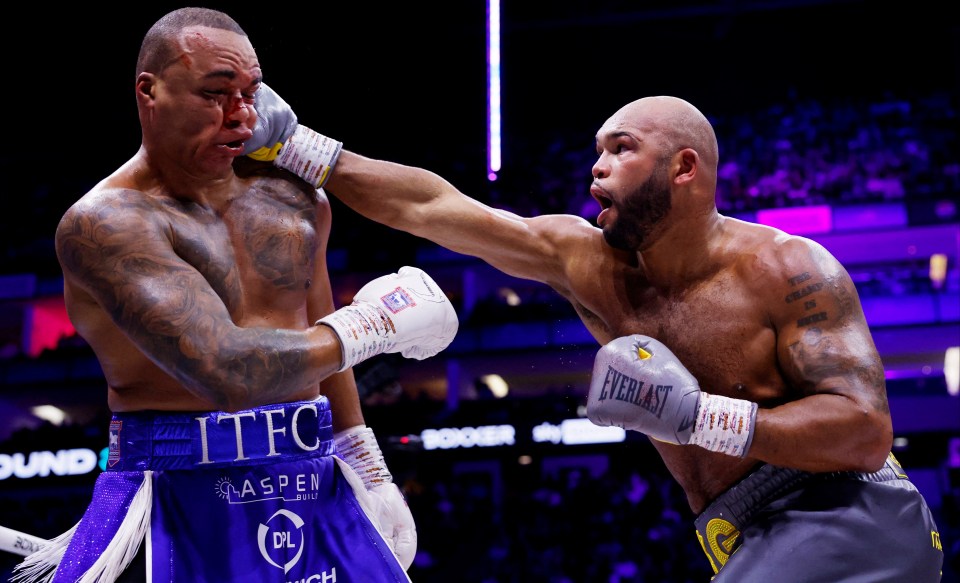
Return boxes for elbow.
[193,346,317,412]
[214,392,256,413]
[867,427,894,473]
[854,412,894,472]
[162,327,303,412]
[180,371,250,412]
[859,446,892,474]
[175,352,259,412]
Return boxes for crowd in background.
[1,88,958,581]
[2,89,958,280]
[483,89,959,221]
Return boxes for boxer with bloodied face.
[13,8,458,582]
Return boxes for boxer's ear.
[136,73,157,103]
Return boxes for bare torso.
[559,221,792,513]
[60,159,328,412]
[324,151,890,515]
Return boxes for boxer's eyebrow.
[202,71,262,89]
[203,69,239,81]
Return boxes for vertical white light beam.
[487,0,501,181]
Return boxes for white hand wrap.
[334,425,393,488]
[317,302,398,373]
[275,124,343,188]
[688,392,757,457]
[335,425,417,569]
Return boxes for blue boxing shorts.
[695,453,943,582]
[13,398,410,583]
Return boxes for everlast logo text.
[597,365,672,417]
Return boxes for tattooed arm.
[748,236,893,473]
[56,188,344,412]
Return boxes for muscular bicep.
[438,202,585,290]
[56,197,238,375]
[326,152,583,289]
[773,240,888,416]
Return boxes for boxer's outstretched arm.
[750,236,893,472]
[327,150,592,293]
[244,83,588,293]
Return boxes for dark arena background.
[2,1,959,581]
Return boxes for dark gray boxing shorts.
[695,453,943,582]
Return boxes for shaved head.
[610,96,719,174]
[136,7,247,77]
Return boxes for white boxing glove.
[367,483,416,569]
[335,425,416,569]
[318,266,458,372]
[245,82,342,188]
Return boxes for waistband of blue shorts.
[695,453,908,533]
[105,397,335,471]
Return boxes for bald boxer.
[13,8,456,583]
[249,87,943,580]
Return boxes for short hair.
[136,7,247,77]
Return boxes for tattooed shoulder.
[56,189,164,272]
[771,236,860,329]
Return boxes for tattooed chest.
[171,203,319,313]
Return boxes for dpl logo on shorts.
[258,509,305,573]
